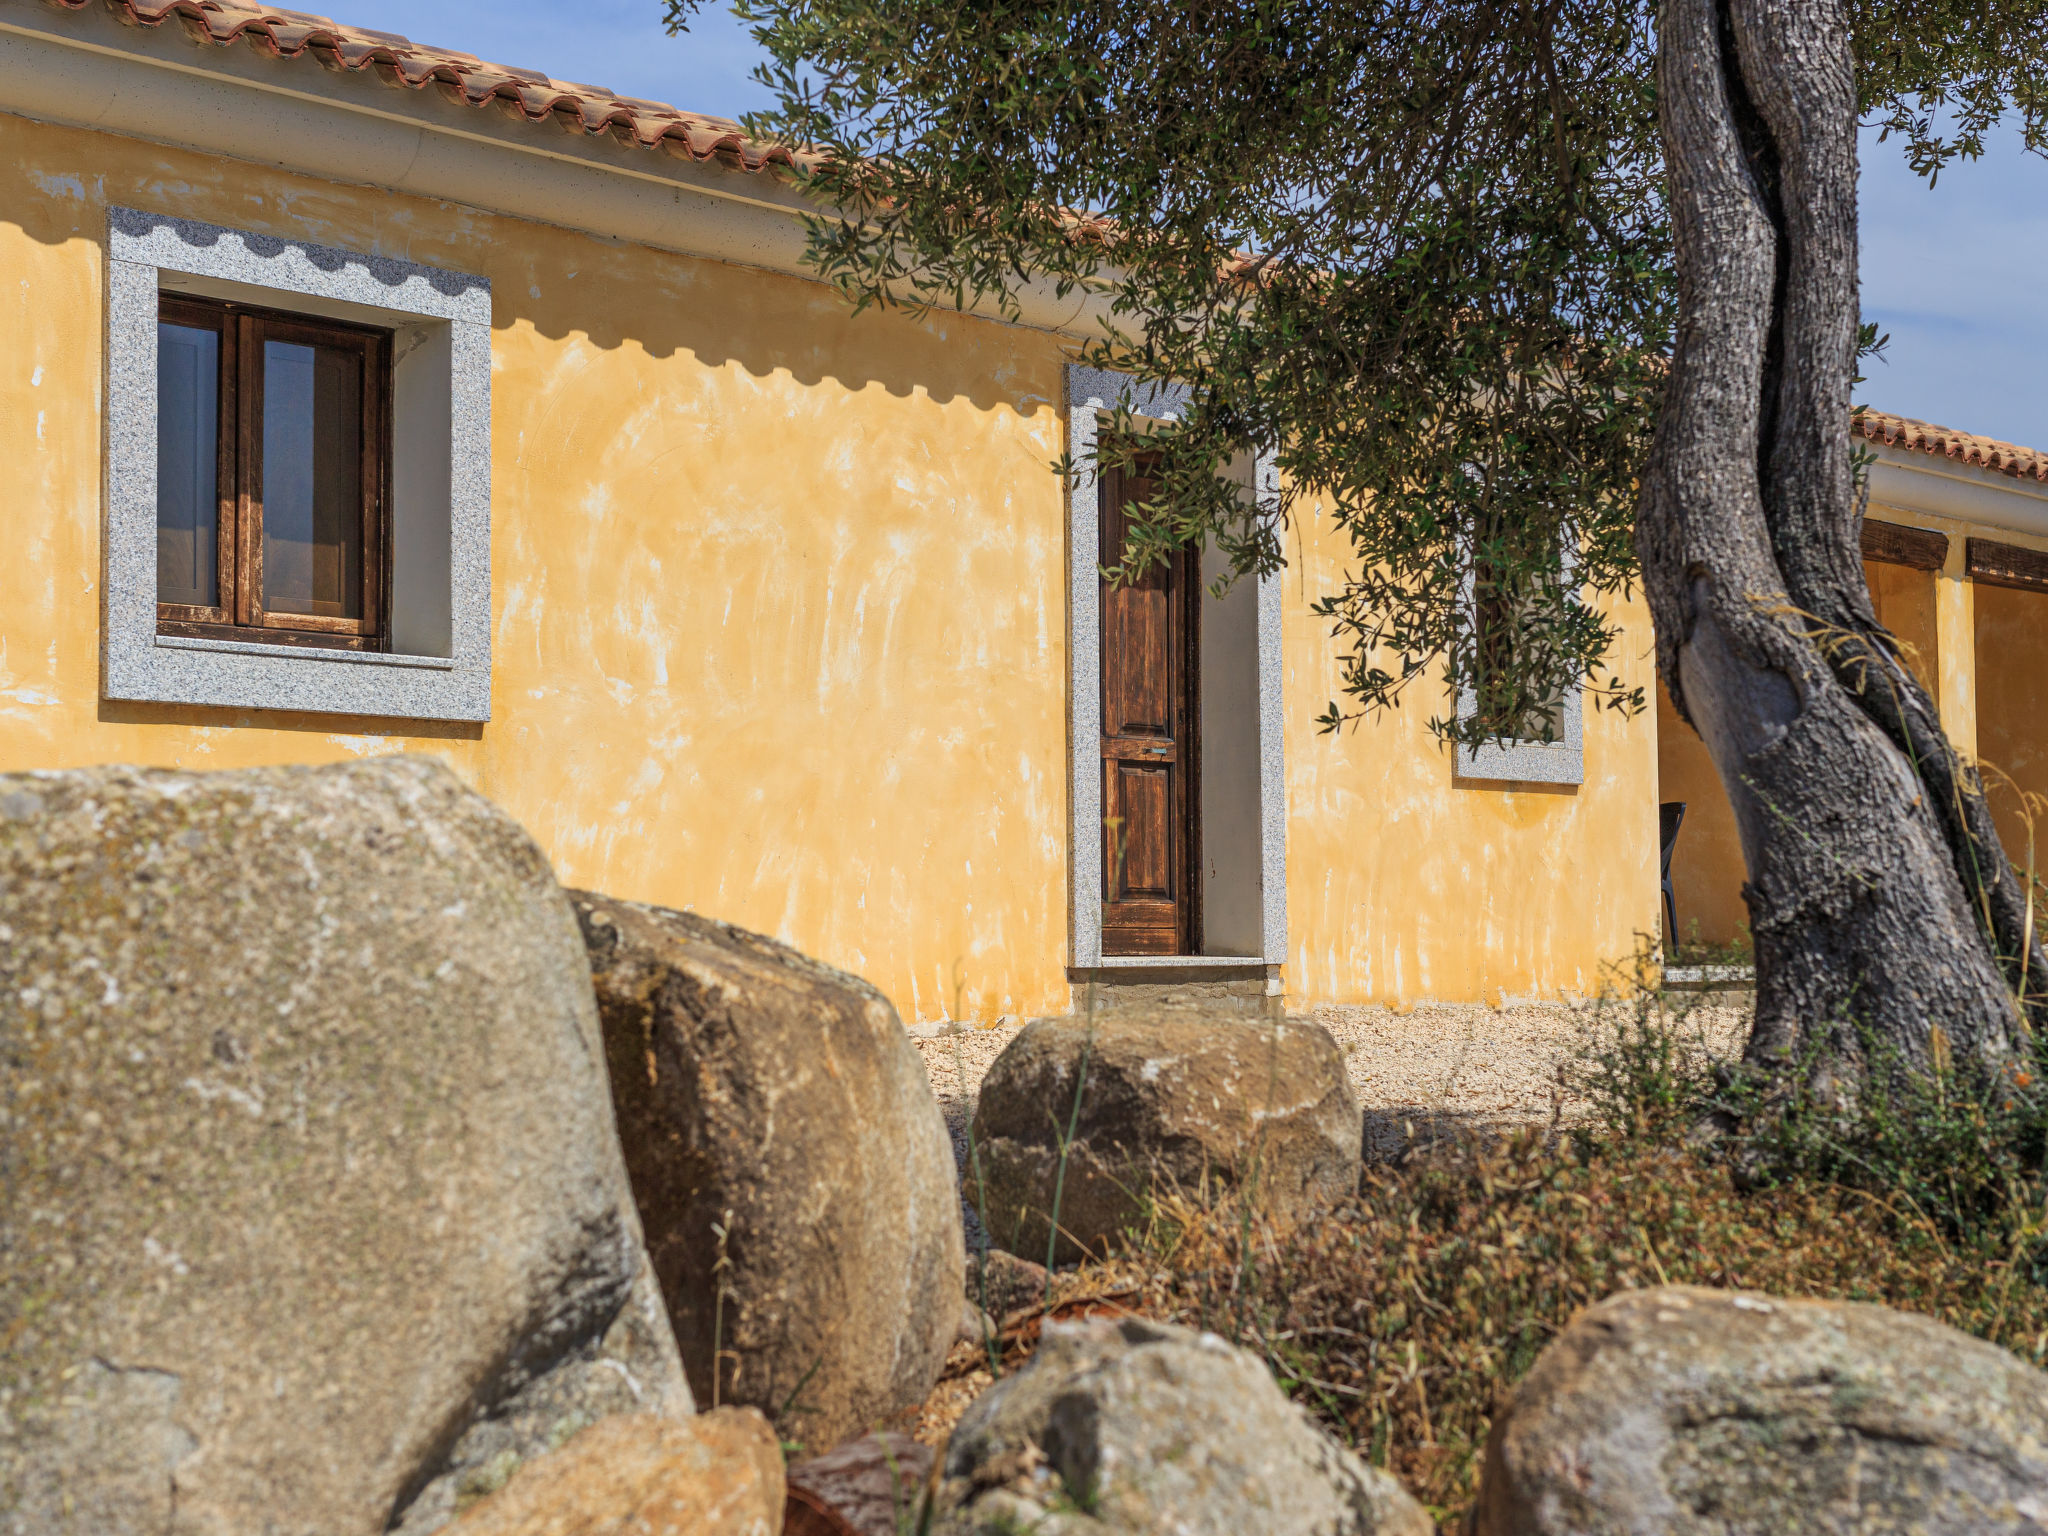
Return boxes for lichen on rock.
[0,759,689,1536]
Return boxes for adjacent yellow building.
[4,0,1668,1021]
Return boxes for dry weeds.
[906,989,2048,1527]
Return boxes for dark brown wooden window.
[156,294,390,650]
[1967,537,2048,594]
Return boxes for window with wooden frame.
[155,293,391,650]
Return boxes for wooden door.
[1099,461,1199,955]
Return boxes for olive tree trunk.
[1641,0,2041,1089]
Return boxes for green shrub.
[1570,980,2048,1276]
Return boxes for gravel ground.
[1310,994,1752,1152]
[912,991,1754,1197]
[916,1025,1023,1254]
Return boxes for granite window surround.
[1065,363,1289,970]
[103,207,492,722]
[1452,539,1585,786]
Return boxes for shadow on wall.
[494,238,1053,414]
[2,157,1054,417]
[1977,582,2048,881]
[97,699,485,741]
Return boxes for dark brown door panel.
[1103,584,1173,736]
[1109,759,1175,899]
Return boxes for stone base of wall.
[1069,968,1282,1021]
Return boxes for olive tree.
[667,0,2048,1091]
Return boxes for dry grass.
[911,988,2048,1526]
[1061,1130,2048,1525]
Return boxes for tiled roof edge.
[1857,408,2048,485]
[50,0,814,176]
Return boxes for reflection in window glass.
[262,339,362,619]
[156,321,218,608]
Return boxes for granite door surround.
[1064,363,1289,972]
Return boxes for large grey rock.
[571,892,964,1455]
[928,1315,1429,1535]
[1472,1285,2048,1534]
[969,1009,1361,1262]
[0,760,690,1536]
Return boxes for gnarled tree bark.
[1641,0,2041,1089]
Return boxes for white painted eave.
[1868,440,2048,540]
[0,0,1112,339]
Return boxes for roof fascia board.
[1868,440,2048,541]
[0,0,1107,338]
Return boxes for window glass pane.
[262,338,363,619]
[156,321,218,608]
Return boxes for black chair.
[1659,801,1687,949]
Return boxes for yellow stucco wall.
[1867,560,1942,707]
[0,111,1071,1024]
[1976,582,2048,876]
[1279,513,1663,1005]
[0,106,1670,1016]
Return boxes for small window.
[1455,540,1584,784]
[154,294,390,651]
[1472,552,1567,744]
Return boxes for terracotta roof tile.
[1857,408,2048,485]
[51,0,812,175]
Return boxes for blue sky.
[331,0,777,119]
[341,1,2048,449]
[1857,124,2048,448]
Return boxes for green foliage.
[1563,984,1734,1142]
[1571,982,2048,1268]
[660,0,2048,747]
[1667,916,1754,967]
[1746,1040,2048,1272]
[1858,0,2048,178]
